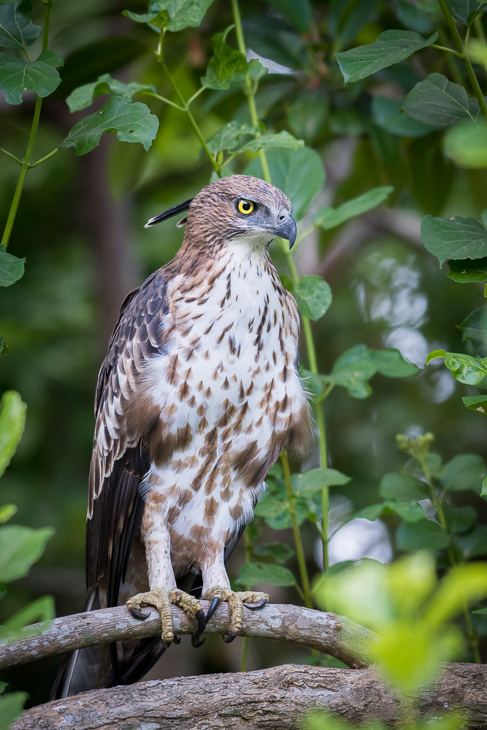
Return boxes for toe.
[243,598,267,610]
[206,595,221,622]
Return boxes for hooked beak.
[274,209,297,249]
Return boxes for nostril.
[279,214,285,221]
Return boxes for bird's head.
[145,175,297,250]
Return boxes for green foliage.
[444,121,487,168]
[201,26,248,90]
[61,98,159,156]
[0,2,41,50]
[66,74,157,112]
[0,49,62,105]
[421,215,487,268]
[0,524,54,583]
[314,186,393,230]
[335,30,438,84]
[294,276,332,321]
[0,390,25,478]
[0,246,24,288]
[403,74,481,127]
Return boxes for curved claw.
[223,631,237,644]
[173,634,181,645]
[206,596,221,622]
[243,598,267,611]
[129,607,150,620]
[196,608,206,635]
[191,633,206,648]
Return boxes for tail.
[50,588,166,700]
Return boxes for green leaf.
[444,121,487,169]
[454,524,487,558]
[0,336,9,355]
[147,0,214,32]
[0,504,17,523]
[379,473,429,502]
[463,395,487,417]
[472,607,487,614]
[294,276,332,321]
[372,96,438,137]
[0,594,54,642]
[425,563,487,626]
[0,49,62,105]
[446,0,484,24]
[458,305,487,357]
[0,391,26,479]
[253,542,294,564]
[314,186,393,230]
[237,131,303,155]
[403,73,481,127]
[427,349,487,386]
[0,524,54,583]
[254,494,287,520]
[236,561,296,587]
[279,274,295,295]
[292,468,351,496]
[206,122,260,154]
[421,215,487,267]
[287,89,327,144]
[271,0,312,32]
[245,147,325,220]
[447,257,487,284]
[442,504,477,534]
[61,97,159,156]
[122,9,169,28]
[66,73,156,112]
[439,454,485,493]
[335,30,438,84]
[369,348,419,377]
[396,519,450,552]
[0,244,24,287]
[0,692,27,729]
[201,25,248,90]
[354,501,426,522]
[0,2,41,49]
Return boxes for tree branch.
[13,662,487,730]
[0,602,371,672]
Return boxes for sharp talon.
[206,596,221,622]
[191,633,206,648]
[129,607,150,620]
[243,598,267,610]
[173,634,181,644]
[196,608,206,635]
[223,631,237,644]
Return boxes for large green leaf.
[245,147,325,220]
[403,74,481,127]
[0,49,62,104]
[0,244,24,287]
[447,257,487,284]
[354,500,426,523]
[335,30,438,84]
[458,305,487,357]
[372,96,438,137]
[253,542,294,565]
[396,519,449,552]
[292,468,350,496]
[0,390,26,479]
[61,97,159,156]
[0,2,41,49]
[294,276,332,321]
[144,0,214,31]
[455,524,487,558]
[0,524,54,583]
[66,73,156,112]
[238,131,303,155]
[445,0,484,24]
[207,122,260,154]
[444,121,487,168]
[427,349,487,385]
[314,186,393,230]
[201,25,248,90]
[379,473,429,502]
[236,561,296,587]
[439,454,485,493]
[421,215,487,267]
[0,594,54,642]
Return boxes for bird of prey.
[52,174,311,698]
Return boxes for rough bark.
[13,662,487,730]
[0,602,371,671]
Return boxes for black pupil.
[242,202,251,211]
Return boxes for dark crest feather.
[144,198,193,228]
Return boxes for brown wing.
[86,269,168,602]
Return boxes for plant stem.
[156,34,221,176]
[29,147,59,168]
[437,0,487,120]
[431,43,463,57]
[230,0,330,572]
[1,149,22,165]
[1,0,53,248]
[281,450,313,608]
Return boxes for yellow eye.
[238,200,255,215]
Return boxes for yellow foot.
[203,588,269,643]
[126,588,206,646]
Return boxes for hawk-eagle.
[52,175,311,698]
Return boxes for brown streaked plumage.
[52,175,311,699]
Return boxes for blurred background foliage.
[1,0,487,711]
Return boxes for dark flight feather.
[144,198,193,228]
